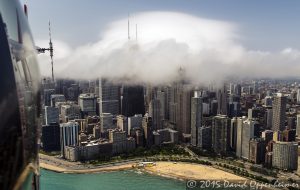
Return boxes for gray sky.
[25,0,300,51]
[24,1,300,83]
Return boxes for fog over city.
[37,11,300,85]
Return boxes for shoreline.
[143,161,246,181]
[40,158,245,181]
[40,162,133,174]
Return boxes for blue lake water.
[40,168,186,190]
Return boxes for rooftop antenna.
[128,13,130,40]
[135,24,137,41]
[36,21,55,82]
[49,21,54,82]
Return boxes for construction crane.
[36,21,54,82]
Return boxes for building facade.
[272,141,298,171]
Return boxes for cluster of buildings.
[41,77,300,171]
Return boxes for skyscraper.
[61,103,81,123]
[236,117,245,157]
[198,126,212,149]
[297,89,300,104]
[217,84,228,115]
[272,93,287,131]
[230,117,238,151]
[128,114,143,135]
[100,113,114,131]
[142,114,153,147]
[297,114,300,136]
[99,79,120,116]
[116,115,128,133]
[175,84,192,139]
[249,138,266,164]
[60,121,79,157]
[265,108,273,129]
[44,106,59,125]
[191,96,203,147]
[50,94,66,107]
[241,119,257,160]
[42,123,60,152]
[212,115,231,155]
[78,93,97,117]
[149,99,162,130]
[122,86,145,117]
[157,90,166,120]
[43,89,55,106]
[272,141,298,171]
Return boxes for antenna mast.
[36,21,55,83]
[128,13,130,40]
[49,21,54,82]
[135,24,137,41]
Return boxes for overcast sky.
[25,0,300,51]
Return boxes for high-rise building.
[100,113,114,132]
[44,106,59,125]
[297,89,300,104]
[99,79,120,116]
[287,116,296,130]
[122,86,145,117]
[191,96,203,147]
[241,119,257,160]
[157,90,166,120]
[149,99,162,130]
[264,96,273,107]
[128,114,143,135]
[230,117,238,151]
[210,100,218,115]
[43,89,55,106]
[42,123,60,152]
[212,115,231,155]
[236,117,245,157]
[142,114,153,147]
[229,83,234,95]
[78,93,97,116]
[249,138,266,164]
[272,93,287,131]
[233,84,241,97]
[116,115,128,133]
[265,108,273,129]
[282,129,296,142]
[272,141,298,171]
[108,129,135,154]
[217,85,228,115]
[93,125,101,139]
[60,121,79,157]
[135,129,144,147]
[61,102,81,123]
[67,84,80,101]
[228,95,241,117]
[175,85,192,139]
[261,130,273,144]
[50,94,66,107]
[297,114,300,136]
[198,126,212,149]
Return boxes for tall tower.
[272,93,287,131]
[191,96,203,147]
[217,84,228,116]
[212,115,231,155]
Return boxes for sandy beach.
[40,162,133,174]
[40,154,244,180]
[144,161,246,180]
